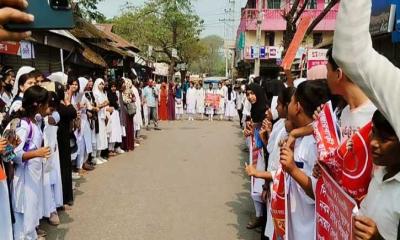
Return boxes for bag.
[125,102,137,116]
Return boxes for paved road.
[43,120,261,240]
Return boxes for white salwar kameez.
[42,112,63,218]
[186,87,197,114]
[12,120,44,240]
[216,89,225,115]
[93,79,108,151]
[0,178,13,240]
[175,90,184,115]
[224,91,237,118]
[195,88,205,114]
[132,85,143,131]
[107,109,123,144]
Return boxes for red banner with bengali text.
[336,122,373,205]
[205,93,220,109]
[316,164,357,240]
[270,168,286,240]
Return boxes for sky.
[97,0,248,38]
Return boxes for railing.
[239,8,338,31]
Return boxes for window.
[306,0,317,9]
[265,32,275,46]
[267,0,281,9]
[313,32,323,46]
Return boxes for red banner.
[0,41,20,55]
[313,101,341,179]
[205,93,220,109]
[270,168,286,240]
[0,164,6,181]
[281,15,313,70]
[336,122,373,204]
[316,164,357,240]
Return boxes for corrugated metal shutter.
[0,43,62,74]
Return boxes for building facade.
[235,0,338,78]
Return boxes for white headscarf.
[93,78,107,119]
[78,77,89,94]
[48,72,68,86]
[13,66,35,97]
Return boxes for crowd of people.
[239,0,400,239]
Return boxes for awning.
[49,30,82,45]
[80,44,107,67]
[88,41,128,57]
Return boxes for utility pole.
[254,0,263,77]
[219,0,235,78]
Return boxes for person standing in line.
[158,82,168,121]
[216,83,225,120]
[11,86,51,239]
[92,79,109,162]
[106,81,124,156]
[205,83,216,121]
[224,84,237,121]
[235,85,245,128]
[195,83,205,120]
[143,79,160,130]
[167,82,176,121]
[121,79,135,151]
[186,82,197,121]
[131,79,143,146]
[175,83,184,120]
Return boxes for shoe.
[49,212,60,226]
[83,162,95,171]
[134,143,140,147]
[116,148,125,154]
[72,172,81,180]
[146,126,150,131]
[109,151,117,156]
[154,127,161,131]
[93,158,104,165]
[246,217,264,229]
[99,157,108,163]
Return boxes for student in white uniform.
[11,86,51,240]
[9,66,36,115]
[131,79,143,143]
[92,79,109,162]
[279,80,330,240]
[0,157,13,240]
[353,110,400,240]
[41,92,63,226]
[224,84,237,121]
[186,82,196,121]
[175,83,184,120]
[106,81,123,155]
[216,83,225,120]
[205,84,216,121]
[195,83,205,120]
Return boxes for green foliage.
[76,0,106,22]
[111,0,204,73]
[190,35,225,76]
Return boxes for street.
[43,120,260,240]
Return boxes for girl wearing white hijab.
[92,78,109,162]
[73,77,95,171]
[9,66,36,114]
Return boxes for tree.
[282,0,340,51]
[190,35,225,76]
[75,0,106,22]
[111,0,204,81]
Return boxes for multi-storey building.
[235,0,338,78]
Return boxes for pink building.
[235,0,338,77]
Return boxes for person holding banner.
[245,83,267,229]
[279,80,330,240]
[205,84,216,121]
[353,110,400,240]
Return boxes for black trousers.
[237,109,243,127]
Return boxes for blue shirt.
[143,86,157,107]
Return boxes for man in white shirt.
[143,80,160,130]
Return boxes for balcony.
[238,8,338,32]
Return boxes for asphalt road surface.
[43,120,261,240]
